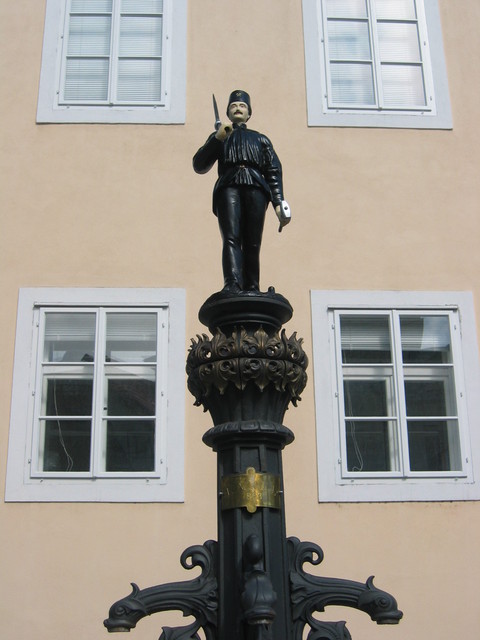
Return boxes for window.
[37,0,187,123]
[302,0,452,128]
[311,291,480,501]
[5,288,185,501]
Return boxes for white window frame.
[302,0,452,128]
[37,0,187,124]
[311,291,480,502]
[5,288,186,502]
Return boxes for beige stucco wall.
[0,1,479,638]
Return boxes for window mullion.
[448,311,469,474]
[92,309,106,476]
[58,0,73,105]
[31,309,47,474]
[320,0,333,110]
[155,308,168,479]
[109,0,121,104]
[333,310,349,477]
[160,0,170,105]
[392,311,409,476]
[414,0,435,113]
[368,0,383,109]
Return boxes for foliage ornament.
[186,326,308,410]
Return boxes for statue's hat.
[227,90,252,115]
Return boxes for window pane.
[327,20,371,60]
[106,313,157,362]
[330,62,375,104]
[326,0,368,18]
[340,315,391,363]
[381,64,426,106]
[71,0,113,13]
[119,16,163,57]
[374,0,417,20]
[377,22,421,62]
[117,59,162,101]
[44,313,96,362]
[64,58,109,100]
[344,379,392,416]
[44,378,93,416]
[400,316,452,363]
[68,15,112,56]
[408,420,462,471]
[106,420,155,471]
[106,376,156,416]
[346,420,398,471]
[42,419,91,472]
[122,0,163,13]
[404,379,455,417]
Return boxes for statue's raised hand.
[215,123,233,141]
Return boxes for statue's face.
[228,101,249,124]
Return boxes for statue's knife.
[212,94,221,131]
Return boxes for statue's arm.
[263,140,284,207]
[193,133,222,174]
[262,136,291,230]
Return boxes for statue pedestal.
[198,288,293,334]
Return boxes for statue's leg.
[216,187,243,290]
[242,188,268,291]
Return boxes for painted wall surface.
[1,1,479,639]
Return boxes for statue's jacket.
[193,123,284,215]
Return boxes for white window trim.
[5,288,186,502]
[302,0,452,128]
[311,291,480,502]
[37,0,187,124]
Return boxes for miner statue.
[193,90,291,293]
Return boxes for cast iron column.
[187,289,306,640]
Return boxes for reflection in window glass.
[45,378,93,416]
[106,420,155,471]
[106,377,155,416]
[340,315,391,363]
[344,379,390,416]
[44,313,96,362]
[405,380,448,416]
[400,315,452,363]
[106,313,157,362]
[328,21,371,60]
[42,419,92,472]
[346,421,398,471]
[407,420,461,471]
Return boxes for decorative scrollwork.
[104,541,218,640]
[289,537,325,574]
[287,537,402,640]
[186,327,308,410]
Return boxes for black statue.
[193,90,290,293]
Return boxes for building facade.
[1,1,479,638]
